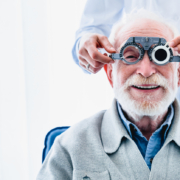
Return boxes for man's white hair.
[109,8,179,46]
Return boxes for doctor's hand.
[78,33,116,74]
[169,36,180,54]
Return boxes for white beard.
[113,68,178,121]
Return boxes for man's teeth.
[133,85,160,89]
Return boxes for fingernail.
[110,60,115,64]
[169,42,174,47]
[110,47,115,50]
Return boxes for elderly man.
[37,10,180,179]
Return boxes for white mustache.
[123,73,169,89]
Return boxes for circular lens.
[155,49,167,61]
[123,45,140,63]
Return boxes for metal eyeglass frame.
[109,36,180,66]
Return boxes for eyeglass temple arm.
[109,53,121,60]
[171,56,180,62]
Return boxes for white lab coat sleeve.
[71,0,125,71]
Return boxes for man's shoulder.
[55,110,107,148]
[67,109,106,136]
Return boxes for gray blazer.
[37,99,180,180]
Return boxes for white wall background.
[0,0,113,179]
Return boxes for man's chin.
[115,90,175,118]
[122,99,165,117]
[130,100,166,116]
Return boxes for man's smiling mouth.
[132,85,160,90]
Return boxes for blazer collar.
[101,98,180,154]
[101,99,131,154]
[165,99,180,147]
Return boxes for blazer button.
[83,175,91,180]
[150,158,153,163]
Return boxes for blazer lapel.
[149,99,180,179]
[101,99,150,179]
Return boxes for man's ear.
[104,64,113,88]
[178,63,180,87]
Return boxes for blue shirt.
[72,0,180,73]
[117,102,174,170]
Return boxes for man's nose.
[136,53,156,78]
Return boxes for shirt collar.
[117,102,174,140]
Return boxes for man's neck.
[123,109,168,140]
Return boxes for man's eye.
[126,56,136,59]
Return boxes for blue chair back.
[42,126,70,163]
